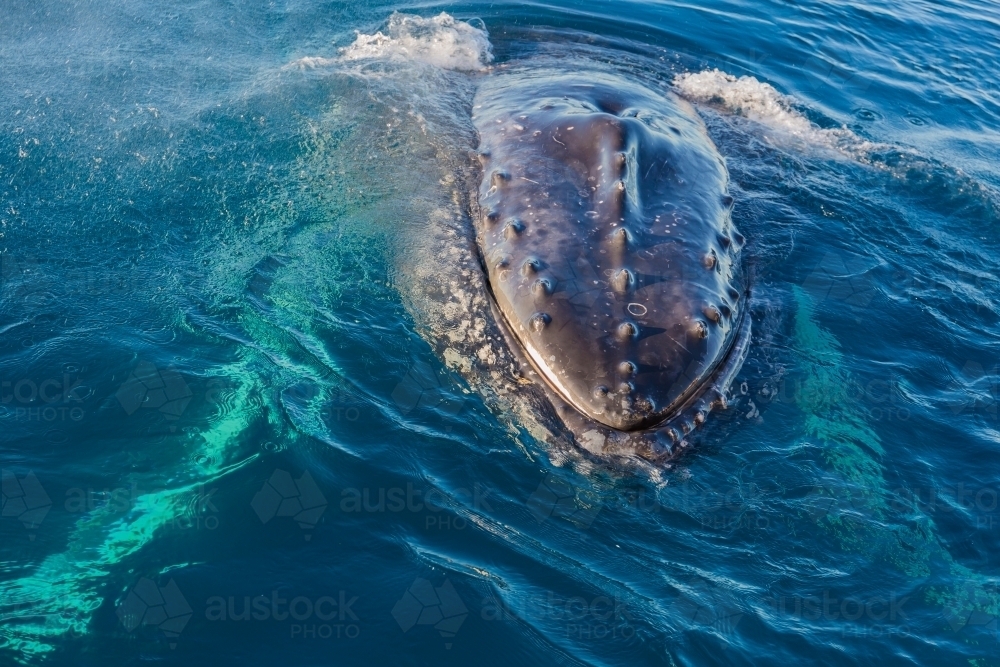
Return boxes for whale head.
[473,70,746,432]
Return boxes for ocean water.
[1,1,999,665]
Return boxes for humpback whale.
[470,68,751,458]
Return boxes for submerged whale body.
[472,68,750,452]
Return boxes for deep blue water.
[1,1,999,665]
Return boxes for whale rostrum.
[472,69,749,445]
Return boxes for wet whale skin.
[474,69,745,432]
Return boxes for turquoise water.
[1,1,999,665]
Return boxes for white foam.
[673,69,880,158]
[338,12,493,72]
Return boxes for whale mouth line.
[478,250,752,437]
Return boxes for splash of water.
[339,12,493,72]
[674,69,881,159]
